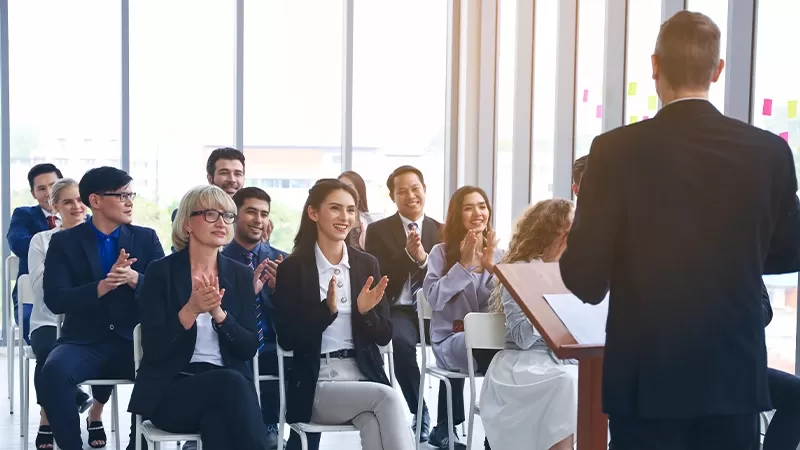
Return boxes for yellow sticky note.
[648,95,658,111]
[630,116,639,123]
[789,100,797,118]
[628,82,637,96]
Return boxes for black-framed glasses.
[191,209,236,224]
[102,192,136,202]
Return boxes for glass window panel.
[688,0,728,113]
[244,0,343,252]
[130,0,234,251]
[530,0,558,203]
[574,0,606,159]
[9,0,120,210]
[352,0,448,223]
[624,1,661,125]
[753,0,800,372]
[494,0,517,244]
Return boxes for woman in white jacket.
[479,199,578,450]
[28,178,106,449]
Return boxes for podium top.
[493,261,604,359]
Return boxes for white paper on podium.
[543,293,609,345]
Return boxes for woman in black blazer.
[272,178,414,450]
[128,185,267,450]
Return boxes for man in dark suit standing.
[38,167,164,450]
[221,186,288,450]
[6,163,62,341]
[560,11,800,450]
[365,166,464,448]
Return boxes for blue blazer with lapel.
[43,222,165,344]
[271,244,392,423]
[128,249,259,417]
[7,205,49,303]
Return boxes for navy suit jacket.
[43,222,164,344]
[560,100,800,419]
[7,205,49,302]
[128,249,259,417]
[272,245,392,423]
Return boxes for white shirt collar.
[314,242,350,273]
[399,214,423,234]
[664,97,709,107]
[40,207,59,219]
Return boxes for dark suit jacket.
[560,100,800,419]
[43,222,165,344]
[364,213,442,305]
[7,205,49,302]
[128,250,259,417]
[271,245,392,423]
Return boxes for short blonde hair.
[49,178,79,207]
[172,185,237,251]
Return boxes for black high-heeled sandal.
[35,425,54,449]
[86,419,107,448]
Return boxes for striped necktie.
[243,251,266,354]
[407,222,424,296]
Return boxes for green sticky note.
[789,100,797,118]
[648,95,658,111]
[628,82,637,96]
[630,116,639,123]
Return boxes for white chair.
[463,313,505,450]
[56,314,129,450]
[6,254,19,414]
[284,342,397,450]
[253,353,285,450]
[133,324,203,450]
[17,274,38,449]
[415,290,469,450]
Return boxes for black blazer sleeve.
[137,259,195,365]
[213,264,259,360]
[560,136,623,304]
[352,255,392,346]
[761,282,774,327]
[133,230,165,296]
[43,233,102,314]
[272,257,336,351]
[764,147,800,274]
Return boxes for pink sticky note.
[779,131,789,142]
[596,105,602,118]
[582,89,589,103]
[642,115,649,120]
[763,99,773,116]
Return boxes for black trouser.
[761,368,800,450]
[436,348,498,428]
[258,348,292,426]
[29,326,89,407]
[389,305,431,415]
[609,413,759,450]
[149,368,268,450]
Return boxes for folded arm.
[43,235,101,314]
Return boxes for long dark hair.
[442,186,493,272]
[338,170,369,213]
[292,178,359,254]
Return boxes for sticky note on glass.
[643,115,649,120]
[596,105,603,118]
[789,100,797,118]
[627,82,637,96]
[779,131,789,142]
[648,95,658,111]
[630,116,639,123]
[763,99,773,116]
[582,89,589,103]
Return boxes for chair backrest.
[17,275,32,341]
[416,290,433,320]
[464,313,506,351]
[6,254,19,281]
[133,324,142,372]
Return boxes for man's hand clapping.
[97,249,138,298]
[405,229,427,265]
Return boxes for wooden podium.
[493,262,607,450]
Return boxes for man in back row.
[561,11,800,449]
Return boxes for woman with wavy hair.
[479,199,578,450]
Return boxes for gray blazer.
[423,243,503,344]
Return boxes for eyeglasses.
[191,209,237,224]
[102,192,136,202]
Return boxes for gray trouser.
[312,356,414,450]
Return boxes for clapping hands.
[253,255,284,294]
[357,276,389,314]
[97,249,138,298]
[188,274,227,323]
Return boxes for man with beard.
[222,187,287,450]
[171,147,245,222]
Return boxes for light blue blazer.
[423,243,503,372]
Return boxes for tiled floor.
[0,348,486,449]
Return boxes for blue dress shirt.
[88,219,120,275]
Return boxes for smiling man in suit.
[37,167,164,450]
[7,163,63,342]
[365,165,457,446]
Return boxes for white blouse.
[28,227,61,334]
[315,242,354,354]
[190,312,224,366]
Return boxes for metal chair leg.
[112,388,121,450]
[9,327,16,414]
